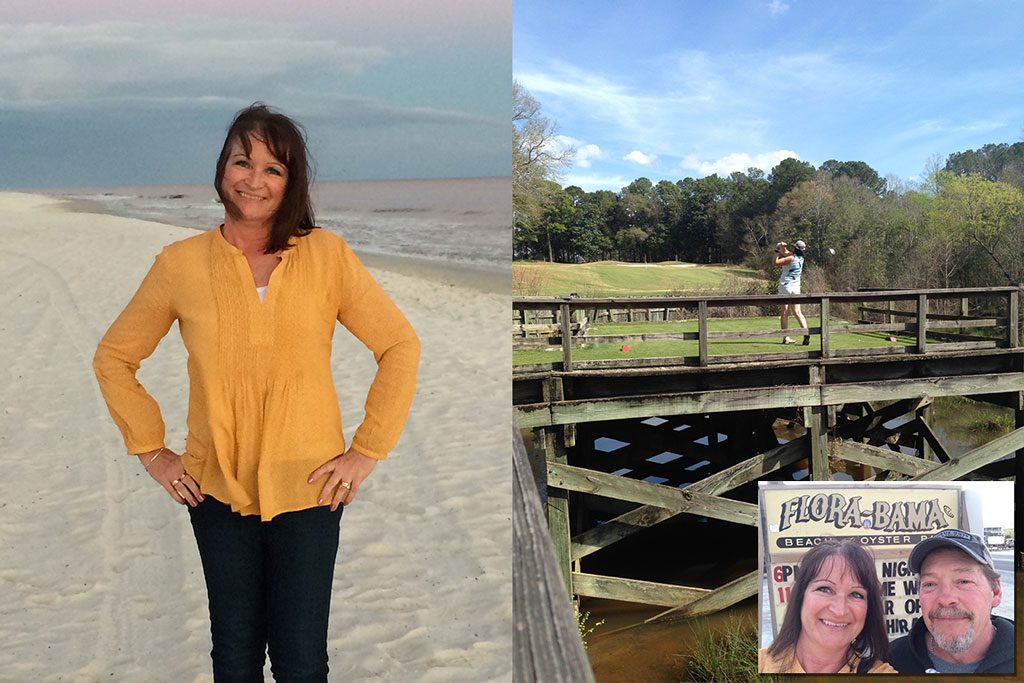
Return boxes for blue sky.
[0,1,509,187]
[515,0,1024,192]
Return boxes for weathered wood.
[831,440,939,476]
[916,410,951,463]
[645,570,760,623]
[513,428,595,683]
[1009,289,1019,348]
[572,573,710,607]
[913,425,1024,480]
[831,346,911,358]
[547,462,759,526]
[570,437,808,561]
[926,341,1000,352]
[571,505,678,561]
[917,294,928,353]
[541,427,573,597]
[820,297,831,359]
[822,373,1024,406]
[548,386,822,425]
[828,320,999,335]
[514,287,1018,310]
[560,303,573,373]
[706,327,814,340]
[515,403,554,429]
[706,350,816,364]
[805,405,829,480]
[698,300,708,367]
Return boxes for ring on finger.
[171,478,181,486]
[340,481,352,490]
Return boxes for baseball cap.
[794,239,807,251]
[908,529,995,573]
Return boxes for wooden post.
[1008,289,1019,348]
[698,300,709,367]
[820,297,831,359]
[918,404,934,462]
[542,426,573,597]
[887,299,895,325]
[804,403,829,481]
[917,294,928,354]
[560,303,573,372]
[960,296,969,335]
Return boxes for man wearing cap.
[887,529,1014,674]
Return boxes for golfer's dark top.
[886,615,1015,674]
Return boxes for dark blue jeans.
[188,497,344,683]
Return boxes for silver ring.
[171,478,181,487]
[340,481,352,490]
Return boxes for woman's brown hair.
[767,538,889,669]
[215,102,316,253]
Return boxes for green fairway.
[512,316,917,365]
[512,260,763,297]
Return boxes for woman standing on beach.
[93,103,420,681]
[774,239,810,345]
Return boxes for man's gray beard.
[931,625,975,655]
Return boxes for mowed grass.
[513,316,916,365]
[512,260,763,297]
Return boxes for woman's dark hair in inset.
[767,538,889,668]
[215,102,316,253]
[793,245,804,257]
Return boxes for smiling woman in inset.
[760,539,896,674]
[93,103,420,680]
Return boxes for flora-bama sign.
[759,482,963,641]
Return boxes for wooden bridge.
[512,287,1022,629]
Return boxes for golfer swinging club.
[774,239,809,345]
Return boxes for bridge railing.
[513,287,1020,372]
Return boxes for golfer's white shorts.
[778,281,800,295]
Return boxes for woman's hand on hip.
[308,448,377,510]
[137,448,203,508]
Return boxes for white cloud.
[562,172,630,193]
[680,150,799,176]
[0,21,390,107]
[624,150,656,165]
[768,0,791,15]
[554,135,604,168]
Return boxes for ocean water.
[51,177,510,270]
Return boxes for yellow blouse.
[759,646,897,674]
[94,227,420,520]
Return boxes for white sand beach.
[0,193,511,681]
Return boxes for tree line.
[513,83,1024,290]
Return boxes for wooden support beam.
[698,300,709,367]
[1008,289,1019,348]
[821,297,831,359]
[547,462,758,527]
[541,427,573,597]
[560,303,573,372]
[913,425,1024,480]
[805,405,829,480]
[917,294,928,353]
[822,373,1024,406]
[571,573,711,607]
[831,440,939,477]
[645,570,760,623]
[548,385,822,425]
[571,505,677,562]
[916,412,951,463]
[569,437,808,561]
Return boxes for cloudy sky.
[515,0,1024,192]
[0,0,509,187]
